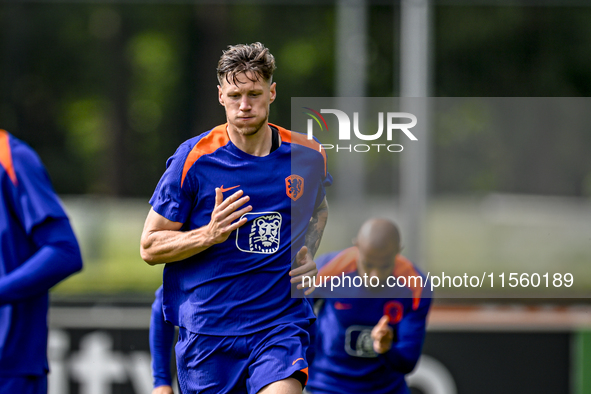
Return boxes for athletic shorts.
[0,375,47,394]
[175,322,310,394]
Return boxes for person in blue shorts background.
[0,129,83,394]
[140,42,331,394]
[307,218,431,394]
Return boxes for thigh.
[247,323,310,394]
[0,375,47,394]
[175,328,249,394]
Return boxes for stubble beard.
[232,109,269,137]
[234,121,265,136]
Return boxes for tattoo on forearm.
[305,199,328,257]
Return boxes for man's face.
[218,71,276,136]
[357,243,398,285]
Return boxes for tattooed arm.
[289,197,329,295]
[305,197,329,257]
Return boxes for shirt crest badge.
[285,175,304,201]
[236,212,282,254]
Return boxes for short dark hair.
[217,42,276,86]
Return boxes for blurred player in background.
[306,218,431,394]
[140,42,331,394]
[0,130,83,393]
[150,285,177,394]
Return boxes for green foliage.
[4,3,589,198]
[2,3,591,295]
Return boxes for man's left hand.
[289,246,317,296]
[152,385,174,394]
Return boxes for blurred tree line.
[1,3,590,198]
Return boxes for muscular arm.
[140,208,212,265]
[140,188,252,265]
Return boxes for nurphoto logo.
[303,107,418,153]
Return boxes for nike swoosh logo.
[220,185,240,193]
[292,358,304,365]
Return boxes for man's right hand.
[371,315,394,354]
[152,385,174,394]
[205,188,252,245]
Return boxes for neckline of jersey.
[225,126,289,161]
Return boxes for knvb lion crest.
[236,212,282,254]
[285,175,304,201]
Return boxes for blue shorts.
[0,375,47,394]
[175,322,310,394]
